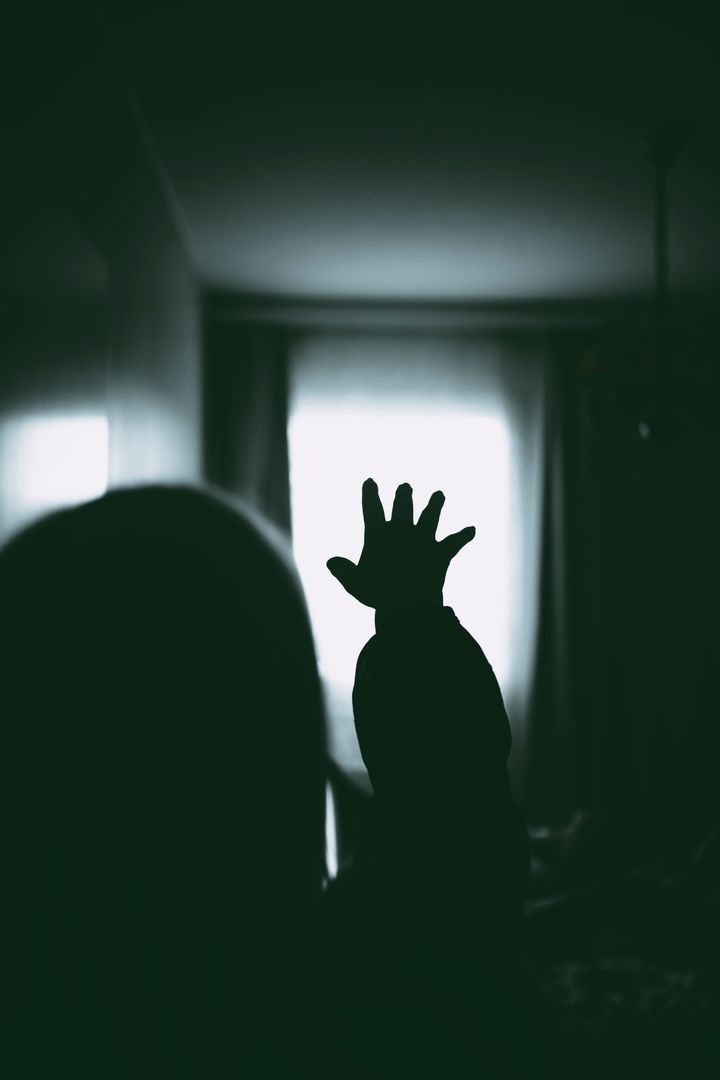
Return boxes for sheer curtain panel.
[287,331,547,793]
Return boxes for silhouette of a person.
[0,486,331,1078]
[321,480,543,1078]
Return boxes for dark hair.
[0,485,327,1077]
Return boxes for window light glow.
[325,781,339,882]
[0,414,109,536]
[289,404,512,768]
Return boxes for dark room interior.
[1,3,719,1077]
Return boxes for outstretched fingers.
[439,525,476,563]
[362,478,385,535]
[391,482,414,527]
[417,490,445,537]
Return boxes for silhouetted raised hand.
[326,479,475,621]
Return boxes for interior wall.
[0,152,110,540]
[107,237,200,487]
[0,10,201,543]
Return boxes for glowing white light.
[325,781,339,882]
[289,404,512,767]
[0,414,109,534]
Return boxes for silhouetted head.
[0,485,327,1077]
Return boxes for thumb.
[439,525,476,563]
[326,557,360,595]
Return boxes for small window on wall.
[287,332,541,775]
[0,414,109,540]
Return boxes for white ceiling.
[107,5,720,302]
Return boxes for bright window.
[288,371,514,770]
[0,414,109,538]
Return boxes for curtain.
[526,332,720,829]
[203,316,719,826]
[286,330,547,792]
[524,346,582,823]
[203,321,291,532]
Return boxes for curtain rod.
[202,292,672,332]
